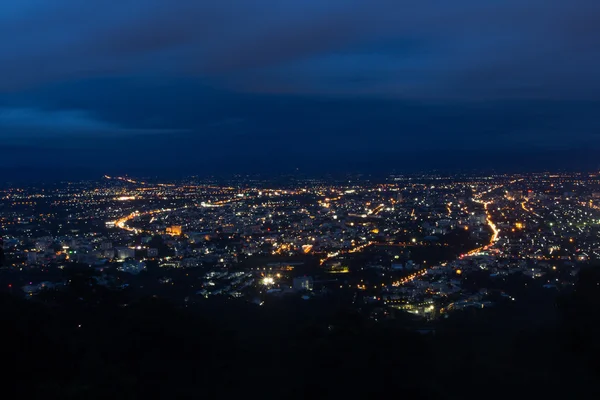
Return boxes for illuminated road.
[111,191,261,234]
[319,241,375,265]
[460,200,499,258]
[104,175,143,185]
[112,200,241,234]
[465,180,520,254]
[391,268,427,287]
[104,175,175,187]
[521,198,542,218]
[278,181,498,287]
[113,208,176,234]
[485,202,500,244]
[108,179,509,292]
[369,204,385,215]
[461,180,510,258]
[321,187,505,285]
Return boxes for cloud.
[1,0,599,99]
[0,108,115,132]
[0,107,183,138]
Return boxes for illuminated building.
[118,260,146,275]
[103,249,115,259]
[116,247,135,260]
[262,276,275,285]
[293,276,313,291]
[166,225,182,236]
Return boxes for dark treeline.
[3,265,600,400]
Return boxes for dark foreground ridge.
[3,265,600,400]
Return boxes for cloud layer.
[0,107,184,139]
[1,0,600,175]
[2,0,600,99]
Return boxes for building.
[103,249,115,259]
[118,260,146,274]
[22,281,55,296]
[396,192,404,203]
[182,258,201,268]
[116,247,135,260]
[391,263,404,270]
[469,213,487,225]
[147,248,158,258]
[506,190,524,199]
[404,260,416,270]
[35,239,51,252]
[77,253,97,265]
[166,225,182,236]
[100,241,113,250]
[160,260,182,268]
[293,276,313,291]
[27,251,40,265]
[249,225,262,234]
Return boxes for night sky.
[2,1,600,178]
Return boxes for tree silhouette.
[0,236,5,267]
[558,264,600,372]
[2,263,600,399]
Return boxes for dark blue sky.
[2,1,600,178]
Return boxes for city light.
[116,196,136,201]
[261,277,274,285]
[5,172,595,339]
